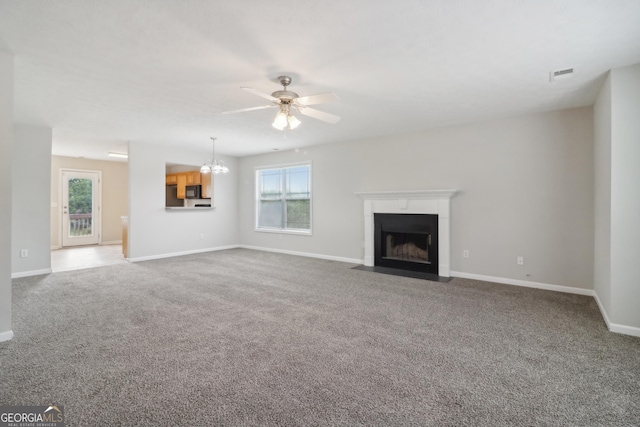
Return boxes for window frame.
[254,162,312,235]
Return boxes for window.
[256,164,311,233]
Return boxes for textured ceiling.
[1,0,639,160]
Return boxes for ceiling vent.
[549,68,574,82]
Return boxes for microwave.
[185,185,201,199]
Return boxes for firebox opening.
[383,232,431,264]
[374,213,439,275]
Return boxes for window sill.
[255,228,312,236]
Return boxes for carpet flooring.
[2,248,639,426]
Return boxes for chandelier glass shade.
[201,137,229,174]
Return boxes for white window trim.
[254,161,313,235]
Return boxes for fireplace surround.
[356,190,457,277]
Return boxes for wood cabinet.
[192,171,202,185]
[185,171,201,185]
[201,172,212,198]
[121,216,128,258]
[176,173,187,199]
[186,172,194,185]
[166,170,208,200]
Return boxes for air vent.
[549,68,574,82]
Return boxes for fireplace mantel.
[355,189,457,277]
[355,189,457,201]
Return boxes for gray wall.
[12,124,52,276]
[0,50,13,341]
[239,107,594,290]
[128,141,238,260]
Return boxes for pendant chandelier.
[200,137,229,174]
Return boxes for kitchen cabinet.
[192,171,202,185]
[166,174,177,185]
[201,172,212,198]
[176,174,187,199]
[185,171,201,185]
[121,216,128,258]
[166,170,208,200]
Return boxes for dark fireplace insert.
[374,213,438,275]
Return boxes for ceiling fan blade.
[221,105,277,115]
[241,87,280,103]
[295,92,340,106]
[297,107,341,124]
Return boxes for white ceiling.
[1,0,639,160]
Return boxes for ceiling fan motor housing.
[271,90,299,101]
[272,76,298,101]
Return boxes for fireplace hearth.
[375,213,438,275]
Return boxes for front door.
[62,170,101,247]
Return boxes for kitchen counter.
[165,206,215,210]
[121,216,128,258]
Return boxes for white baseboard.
[593,291,640,338]
[239,245,363,265]
[101,240,122,245]
[450,270,594,296]
[0,330,13,342]
[51,242,121,249]
[608,322,640,337]
[593,291,612,330]
[128,245,240,263]
[12,268,53,279]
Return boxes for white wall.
[12,124,52,277]
[128,141,238,261]
[593,73,612,315]
[593,63,640,336]
[0,50,13,341]
[609,63,640,330]
[239,107,594,290]
[50,156,128,247]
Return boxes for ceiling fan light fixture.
[273,110,288,130]
[288,114,301,129]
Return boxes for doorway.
[61,170,101,247]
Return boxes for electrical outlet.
[517,256,524,265]
[20,249,28,258]
[200,233,205,240]
[463,250,469,259]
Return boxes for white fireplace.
[355,190,457,277]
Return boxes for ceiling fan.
[222,76,340,130]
